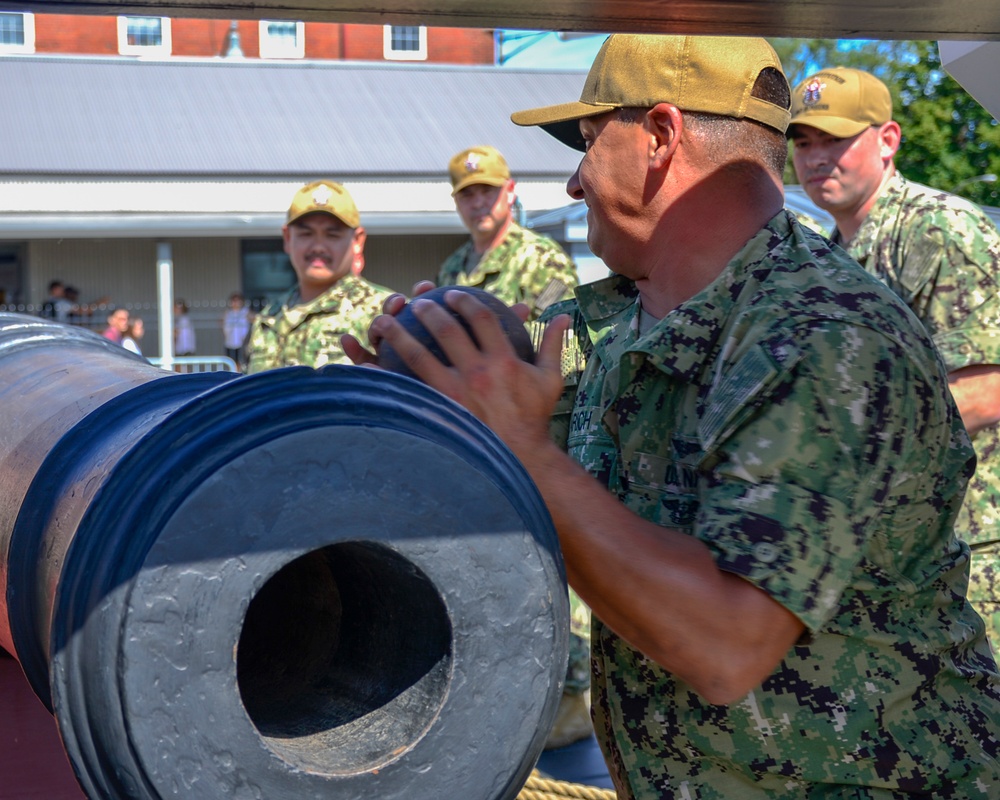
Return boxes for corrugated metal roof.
[0,55,588,179]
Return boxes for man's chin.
[804,185,837,211]
[299,267,346,290]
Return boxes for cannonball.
[378,286,535,379]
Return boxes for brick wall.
[35,14,118,56]
[27,15,494,64]
[171,18,235,57]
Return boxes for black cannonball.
[378,286,535,379]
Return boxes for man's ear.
[281,224,291,255]
[878,121,902,161]
[646,103,683,169]
[506,179,517,204]
[351,227,368,276]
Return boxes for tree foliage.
[772,39,1000,207]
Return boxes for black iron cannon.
[0,313,567,800]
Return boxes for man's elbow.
[677,625,805,705]
[687,666,767,707]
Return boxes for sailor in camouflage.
[364,34,1000,798]
[440,144,591,751]
[790,67,1000,652]
[439,145,578,320]
[245,180,393,374]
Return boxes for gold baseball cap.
[788,68,892,138]
[448,146,511,195]
[286,180,360,228]
[511,34,791,151]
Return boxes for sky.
[496,31,608,69]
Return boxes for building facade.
[0,12,496,63]
[0,54,587,357]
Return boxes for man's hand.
[341,280,436,366]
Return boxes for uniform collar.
[832,170,906,250]
[258,275,368,327]
[575,210,795,384]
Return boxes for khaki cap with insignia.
[511,34,791,151]
[788,67,892,138]
[286,180,360,228]
[448,145,511,195]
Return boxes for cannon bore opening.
[236,542,452,773]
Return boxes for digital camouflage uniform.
[244,275,393,374]
[831,172,1000,653]
[437,222,578,321]
[789,209,830,239]
[543,210,1000,798]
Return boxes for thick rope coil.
[516,772,617,800]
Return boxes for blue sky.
[497,31,607,69]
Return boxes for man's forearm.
[519,440,804,705]
[949,364,1000,436]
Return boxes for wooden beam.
[2,0,1000,41]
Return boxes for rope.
[516,771,617,800]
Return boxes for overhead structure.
[1,0,1000,40]
[940,41,1000,119]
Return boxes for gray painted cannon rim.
[40,366,566,799]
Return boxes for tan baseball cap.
[448,146,511,195]
[286,180,360,228]
[788,68,892,138]
[511,34,791,151]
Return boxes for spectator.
[102,307,130,345]
[39,280,73,323]
[174,300,196,356]
[122,317,144,356]
[244,180,392,373]
[63,285,109,327]
[439,145,578,321]
[788,67,1000,651]
[222,292,251,369]
[440,146,588,752]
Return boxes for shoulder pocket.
[699,337,803,452]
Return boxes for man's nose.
[566,163,584,200]
[803,145,829,169]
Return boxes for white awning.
[0,179,575,238]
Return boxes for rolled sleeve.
[697,478,856,631]
[934,328,1000,372]
[689,320,963,633]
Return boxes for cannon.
[0,313,568,800]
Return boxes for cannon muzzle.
[0,313,567,800]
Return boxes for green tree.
[773,38,1000,207]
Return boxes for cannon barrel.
[0,313,568,800]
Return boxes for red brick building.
[0,13,496,63]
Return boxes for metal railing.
[148,356,239,374]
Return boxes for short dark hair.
[615,67,790,176]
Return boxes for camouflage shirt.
[788,208,831,238]
[437,222,578,320]
[833,172,1000,643]
[244,275,393,374]
[552,211,1000,798]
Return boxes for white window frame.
[0,12,35,54]
[258,20,305,59]
[117,16,172,57]
[383,25,427,61]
